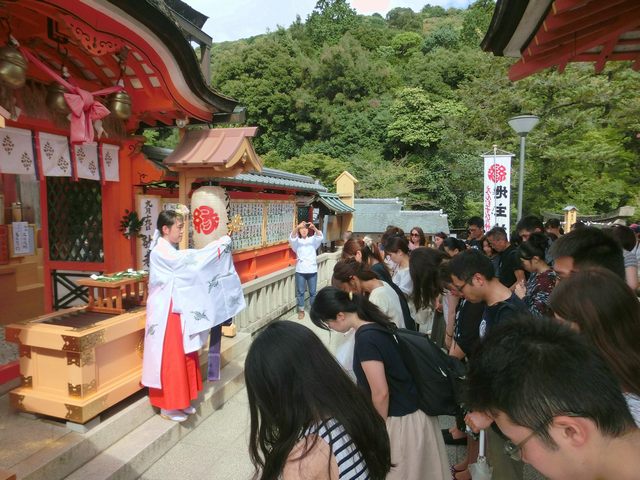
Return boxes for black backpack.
[385,325,467,417]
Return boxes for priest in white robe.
[142,210,245,422]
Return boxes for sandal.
[160,408,188,422]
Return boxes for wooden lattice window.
[47,177,104,262]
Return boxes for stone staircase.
[1,331,251,480]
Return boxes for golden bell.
[0,45,27,89]
[108,90,132,120]
[46,82,70,115]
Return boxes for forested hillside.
[202,0,638,225]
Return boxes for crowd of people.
[142,206,640,478]
[246,214,640,480]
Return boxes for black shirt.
[498,245,522,288]
[454,299,484,357]
[479,293,527,338]
[354,323,419,417]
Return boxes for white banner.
[136,195,161,270]
[0,127,35,175]
[39,132,72,177]
[74,142,100,181]
[101,143,120,182]
[483,154,513,234]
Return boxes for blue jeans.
[295,272,317,311]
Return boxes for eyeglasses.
[450,281,468,293]
[503,413,580,461]
[410,233,419,237]
[503,426,543,462]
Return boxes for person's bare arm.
[510,269,526,291]
[361,360,389,420]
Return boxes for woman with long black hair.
[245,320,391,480]
[311,287,449,480]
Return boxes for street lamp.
[508,114,539,221]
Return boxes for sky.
[184,0,472,43]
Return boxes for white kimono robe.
[141,235,245,389]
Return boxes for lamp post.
[508,114,539,221]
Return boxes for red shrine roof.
[482,0,640,81]
[1,0,238,128]
[163,127,262,174]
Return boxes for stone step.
[64,353,246,480]
[6,331,251,480]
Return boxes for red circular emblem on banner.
[487,164,507,183]
[193,206,220,235]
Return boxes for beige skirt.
[386,409,449,480]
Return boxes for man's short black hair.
[467,216,484,229]
[449,248,495,282]
[549,226,625,278]
[516,215,544,233]
[466,316,635,446]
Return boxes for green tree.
[386,87,466,155]
[266,153,348,190]
[460,0,495,46]
[386,7,422,32]
[391,31,424,57]
[305,0,357,47]
[422,24,459,53]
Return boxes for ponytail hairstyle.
[381,226,405,249]
[410,247,450,310]
[342,237,386,267]
[333,258,379,284]
[157,210,183,235]
[441,237,467,256]
[311,286,394,331]
[519,232,549,262]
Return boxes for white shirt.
[289,232,323,274]
[392,266,413,296]
[369,282,406,329]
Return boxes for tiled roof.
[221,168,328,193]
[141,148,327,193]
[317,192,354,213]
[353,198,449,234]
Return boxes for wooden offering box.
[6,278,148,423]
[76,274,148,314]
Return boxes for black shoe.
[441,428,467,445]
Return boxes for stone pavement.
[141,311,545,480]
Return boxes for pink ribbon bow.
[20,47,124,144]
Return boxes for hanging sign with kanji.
[482,153,513,234]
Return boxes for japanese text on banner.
[482,154,513,235]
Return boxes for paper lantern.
[191,186,229,248]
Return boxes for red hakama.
[148,307,202,409]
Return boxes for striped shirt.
[306,418,369,479]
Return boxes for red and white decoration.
[191,186,229,248]
[38,132,72,177]
[0,127,35,175]
[73,142,100,181]
[101,143,120,182]
[483,153,513,234]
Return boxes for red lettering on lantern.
[193,206,220,235]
